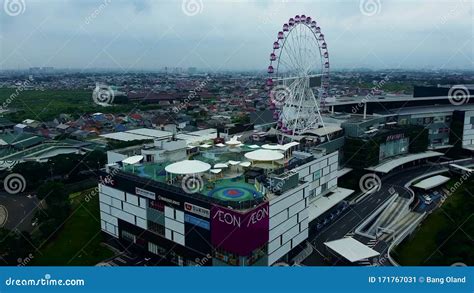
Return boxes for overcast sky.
[1,0,473,71]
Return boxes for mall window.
[432,138,442,145]
[121,230,136,243]
[438,127,449,133]
[379,137,409,161]
[245,246,267,266]
[214,248,240,266]
[313,170,321,180]
[168,251,184,266]
[434,116,444,123]
[308,188,317,200]
[321,183,328,193]
[148,242,167,256]
[148,221,165,236]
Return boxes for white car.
[423,195,432,205]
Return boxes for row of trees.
[8,150,106,190]
[0,151,106,265]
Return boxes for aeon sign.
[211,203,269,256]
[213,206,268,228]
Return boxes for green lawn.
[31,188,115,266]
[0,88,163,122]
[392,179,474,266]
[0,88,96,122]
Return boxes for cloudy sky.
[1,0,473,71]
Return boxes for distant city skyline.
[1,0,473,71]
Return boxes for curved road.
[303,159,474,266]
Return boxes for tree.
[49,154,83,179]
[83,150,106,170]
[35,182,71,240]
[37,181,67,204]
[11,162,49,189]
[0,228,34,266]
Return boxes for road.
[0,192,39,232]
[303,159,474,266]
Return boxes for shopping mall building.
[99,91,474,266]
[98,128,347,266]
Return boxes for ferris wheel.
[266,14,330,139]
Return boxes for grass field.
[31,188,115,266]
[0,88,163,122]
[392,180,474,266]
[0,88,97,122]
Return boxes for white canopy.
[366,151,443,173]
[244,149,284,162]
[248,145,261,149]
[226,135,242,146]
[122,155,144,165]
[239,162,251,167]
[210,169,222,174]
[165,160,211,175]
[262,144,282,150]
[215,143,226,147]
[413,175,450,190]
[214,163,228,168]
[280,141,300,151]
[261,142,299,151]
[228,160,241,166]
[324,237,379,263]
[199,144,212,148]
[226,140,241,146]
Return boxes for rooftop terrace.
[115,140,308,208]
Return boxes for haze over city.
[1,0,473,71]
